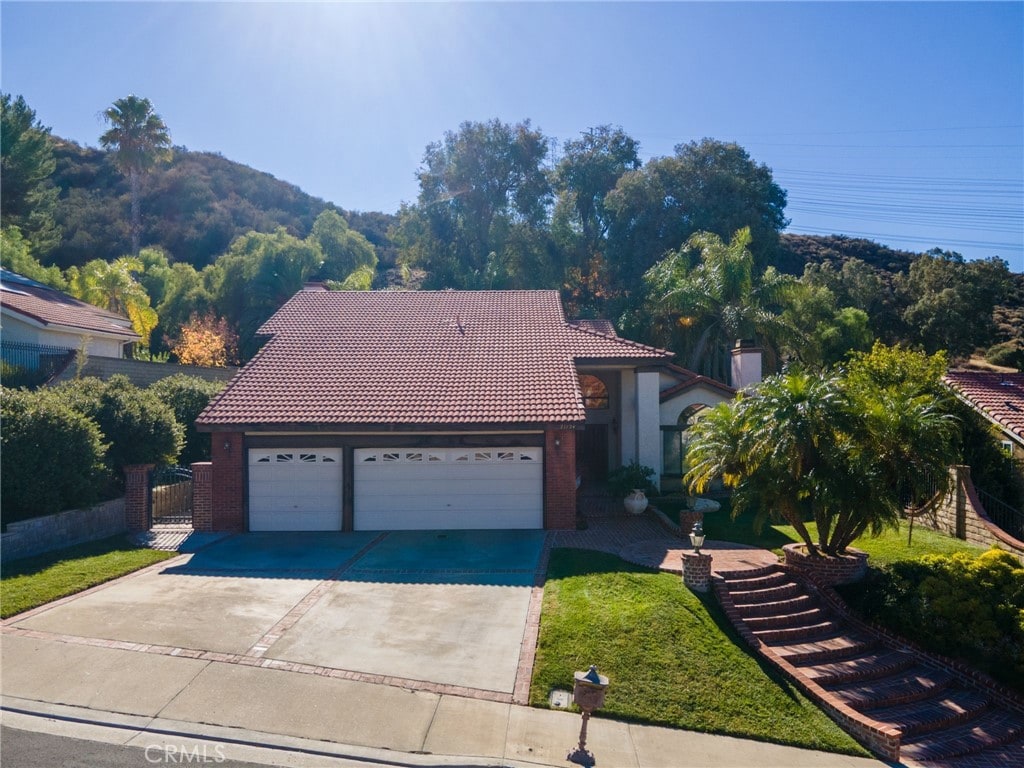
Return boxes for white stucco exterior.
[636,371,662,485]
[1,311,131,358]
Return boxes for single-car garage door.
[248,449,343,531]
[354,447,543,530]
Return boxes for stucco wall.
[1,313,125,358]
[1,498,126,561]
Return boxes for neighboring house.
[944,370,1024,455]
[196,288,749,532]
[1,268,139,367]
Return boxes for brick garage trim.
[191,462,213,531]
[544,427,576,530]
[210,432,245,531]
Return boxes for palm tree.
[67,256,158,348]
[99,95,171,254]
[645,228,792,383]
[685,360,959,557]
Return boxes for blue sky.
[3,1,1022,266]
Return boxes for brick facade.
[211,432,245,531]
[544,427,577,530]
[191,462,214,531]
[681,552,712,592]
[782,543,868,585]
[124,464,154,532]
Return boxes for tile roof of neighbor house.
[569,318,618,337]
[0,269,139,340]
[198,290,672,428]
[944,370,1024,444]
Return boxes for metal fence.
[977,488,1024,541]
[1,340,75,388]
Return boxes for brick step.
[770,632,879,665]
[722,571,792,592]
[729,582,804,605]
[715,563,779,581]
[752,619,841,645]
[866,687,991,738]
[733,593,818,618]
[900,709,1024,762]
[742,607,831,631]
[796,648,917,686]
[826,665,953,710]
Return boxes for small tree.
[169,313,238,367]
[685,346,959,556]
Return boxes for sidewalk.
[1,642,887,768]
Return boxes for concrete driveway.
[9,530,546,695]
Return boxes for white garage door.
[248,449,343,531]
[354,447,543,530]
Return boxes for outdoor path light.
[690,520,705,554]
[568,664,609,767]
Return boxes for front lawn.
[662,498,989,566]
[1,535,175,618]
[530,548,870,756]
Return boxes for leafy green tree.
[396,119,553,289]
[686,348,959,556]
[309,209,377,282]
[156,262,219,348]
[779,281,873,367]
[605,139,788,294]
[99,95,172,254]
[899,250,1012,358]
[0,93,61,255]
[0,227,66,288]
[801,258,903,345]
[214,227,322,357]
[552,126,640,315]
[643,228,792,382]
[66,256,159,348]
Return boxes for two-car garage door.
[247,446,543,531]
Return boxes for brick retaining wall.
[1,498,126,561]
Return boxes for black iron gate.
[150,466,193,526]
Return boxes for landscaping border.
[1,498,126,561]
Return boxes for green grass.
[1,535,175,619]
[530,548,871,757]
[664,498,988,566]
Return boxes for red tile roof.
[198,290,671,428]
[0,270,139,340]
[659,363,736,401]
[944,371,1024,444]
[570,319,618,337]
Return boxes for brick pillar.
[124,464,155,532]
[681,552,712,592]
[211,432,245,531]
[191,462,213,531]
[544,427,577,530]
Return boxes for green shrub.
[841,549,1024,692]
[607,461,657,498]
[1,388,108,523]
[984,341,1024,371]
[53,375,184,473]
[148,374,225,464]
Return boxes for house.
[195,288,748,532]
[1,268,139,371]
[944,370,1024,455]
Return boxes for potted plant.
[607,461,656,514]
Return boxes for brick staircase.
[715,564,1024,765]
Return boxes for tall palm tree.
[645,228,793,383]
[99,95,171,254]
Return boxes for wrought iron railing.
[977,488,1024,541]
[0,340,75,388]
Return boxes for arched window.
[663,403,712,478]
[578,374,609,409]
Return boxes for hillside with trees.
[2,92,1019,374]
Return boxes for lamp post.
[567,664,609,767]
[689,520,705,554]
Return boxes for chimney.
[730,339,763,391]
[302,282,328,292]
